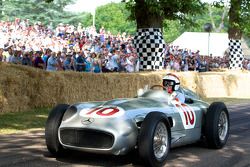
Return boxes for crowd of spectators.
[1,18,250,72]
[0,18,139,73]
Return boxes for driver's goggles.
[163,80,174,86]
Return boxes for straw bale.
[1,62,250,113]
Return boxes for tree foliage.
[94,2,136,35]
[123,0,204,29]
[0,0,84,26]
[0,0,247,42]
[163,4,229,42]
[213,0,250,38]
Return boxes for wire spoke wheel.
[205,102,230,149]
[153,122,168,160]
[218,111,228,141]
[138,112,170,167]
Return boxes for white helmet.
[162,73,180,91]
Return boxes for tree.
[123,0,204,70]
[0,0,84,26]
[228,0,250,39]
[163,4,229,43]
[95,2,136,35]
[124,0,204,29]
[226,0,250,69]
[208,3,229,33]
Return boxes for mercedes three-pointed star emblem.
[81,118,95,125]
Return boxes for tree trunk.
[133,0,165,71]
[228,0,244,69]
[134,0,163,29]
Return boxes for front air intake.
[60,128,114,149]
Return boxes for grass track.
[0,108,49,134]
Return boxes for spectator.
[56,51,64,71]
[42,48,52,68]
[34,51,44,69]
[247,60,250,71]
[22,52,32,66]
[85,54,93,72]
[4,48,13,63]
[181,56,189,71]
[63,53,72,71]
[124,54,135,73]
[0,48,3,62]
[0,19,232,73]
[198,56,207,72]
[10,50,22,64]
[104,52,113,72]
[76,51,85,72]
[46,52,58,71]
[109,49,120,72]
[92,53,102,73]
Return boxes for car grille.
[60,128,114,149]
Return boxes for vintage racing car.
[45,85,230,167]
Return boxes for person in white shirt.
[162,73,185,103]
[125,55,135,73]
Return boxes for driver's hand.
[170,92,177,100]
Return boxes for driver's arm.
[176,92,185,103]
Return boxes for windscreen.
[139,90,171,100]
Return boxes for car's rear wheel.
[138,112,171,167]
[205,102,229,149]
[45,104,69,156]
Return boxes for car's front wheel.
[45,104,69,156]
[138,112,171,167]
[205,102,229,149]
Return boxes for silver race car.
[45,85,230,167]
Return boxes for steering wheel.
[150,85,167,90]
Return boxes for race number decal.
[175,103,196,129]
[79,107,124,118]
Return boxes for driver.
[162,73,185,103]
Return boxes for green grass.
[0,108,50,134]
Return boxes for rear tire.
[45,104,69,156]
[205,102,229,149]
[138,112,171,167]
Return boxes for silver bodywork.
[59,87,209,155]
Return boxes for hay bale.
[1,62,250,113]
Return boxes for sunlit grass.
[0,108,50,134]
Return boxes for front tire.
[205,102,230,149]
[45,104,69,156]
[138,112,171,167]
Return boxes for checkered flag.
[133,28,166,71]
[229,39,244,69]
